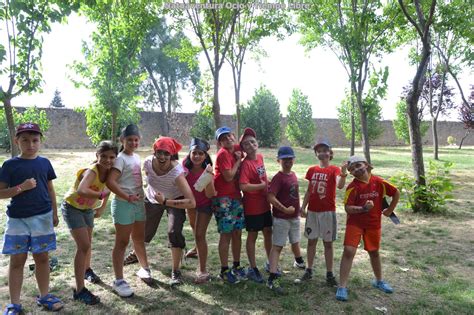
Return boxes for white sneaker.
[136,267,152,280]
[293,260,306,269]
[113,279,134,297]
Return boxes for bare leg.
[231,229,242,263]
[112,224,133,279]
[339,246,357,288]
[70,227,92,290]
[246,231,258,268]
[131,221,148,268]
[291,242,302,259]
[219,232,232,267]
[306,238,318,269]
[8,253,28,304]
[262,227,272,261]
[269,245,283,273]
[33,252,50,297]
[368,250,382,281]
[195,212,212,273]
[323,241,334,273]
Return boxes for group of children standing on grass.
[0,122,400,314]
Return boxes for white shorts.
[304,211,337,242]
[272,217,301,247]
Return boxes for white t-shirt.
[143,155,184,203]
[113,152,143,200]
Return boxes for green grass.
[0,146,473,314]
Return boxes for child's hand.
[234,151,242,160]
[382,208,393,217]
[340,161,348,175]
[155,191,165,204]
[128,194,140,203]
[53,213,59,227]
[103,188,111,197]
[94,208,104,218]
[20,178,37,191]
[301,207,307,218]
[260,179,267,190]
[205,164,214,174]
[286,206,296,214]
[363,200,374,212]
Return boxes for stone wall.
[27,107,473,148]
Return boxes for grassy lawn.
[0,146,473,314]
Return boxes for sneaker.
[326,275,338,287]
[232,266,247,281]
[372,280,394,293]
[112,279,134,298]
[267,277,285,295]
[293,260,306,270]
[84,268,101,284]
[136,267,152,283]
[246,267,264,283]
[219,269,239,284]
[123,251,138,265]
[73,287,100,305]
[336,287,348,301]
[170,270,183,286]
[294,269,312,284]
[264,261,282,276]
[194,272,211,284]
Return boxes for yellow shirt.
[64,165,106,210]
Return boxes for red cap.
[239,127,257,145]
[153,137,183,155]
[15,123,43,136]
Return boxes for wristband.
[98,191,104,200]
[163,198,168,206]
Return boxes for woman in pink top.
[183,138,216,283]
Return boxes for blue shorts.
[2,211,56,255]
[61,201,95,230]
[212,197,245,234]
[111,199,145,225]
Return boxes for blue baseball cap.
[277,146,295,159]
[215,126,232,141]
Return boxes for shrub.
[390,161,454,213]
[189,104,215,142]
[447,136,456,145]
[241,86,281,147]
[286,89,315,148]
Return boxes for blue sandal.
[36,294,64,312]
[3,304,22,315]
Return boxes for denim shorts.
[2,211,56,255]
[61,201,95,230]
[111,198,145,225]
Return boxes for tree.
[398,0,437,212]
[181,1,240,128]
[189,71,215,141]
[299,0,399,162]
[139,17,200,136]
[286,89,314,148]
[0,0,75,156]
[420,68,455,159]
[337,67,388,143]
[226,6,290,137]
[49,88,65,108]
[393,99,429,144]
[0,106,51,150]
[72,1,156,143]
[458,85,474,149]
[241,86,281,147]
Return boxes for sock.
[295,256,304,264]
[269,273,278,281]
[327,271,334,278]
[233,261,240,269]
[306,268,313,274]
[221,266,229,274]
[253,267,259,273]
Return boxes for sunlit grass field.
[1,145,473,314]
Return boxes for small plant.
[447,136,456,146]
[189,104,215,142]
[390,161,454,213]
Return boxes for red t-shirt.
[344,175,398,229]
[305,165,341,212]
[185,169,212,208]
[239,154,270,216]
[214,145,241,199]
[268,171,300,219]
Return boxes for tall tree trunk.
[111,109,118,144]
[213,69,221,128]
[350,96,355,156]
[458,130,470,149]
[352,81,371,163]
[144,65,169,136]
[3,97,18,157]
[432,117,438,159]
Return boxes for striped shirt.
[143,155,184,203]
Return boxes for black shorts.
[245,210,272,232]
